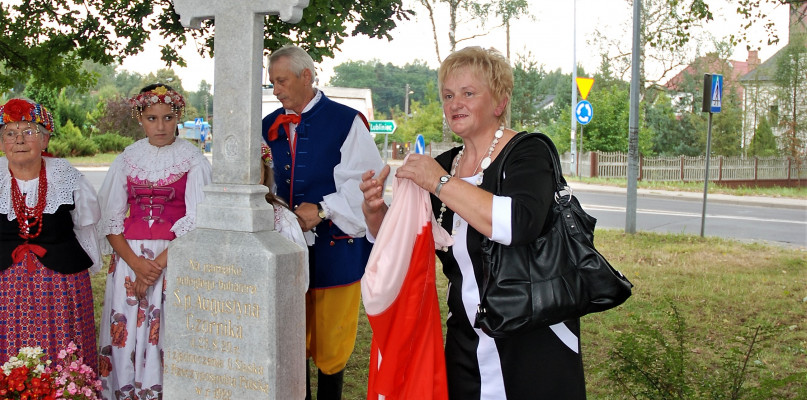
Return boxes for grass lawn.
[90,230,807,399]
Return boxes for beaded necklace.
[436,126,503,250]
[9,159,48,240]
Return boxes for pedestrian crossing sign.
[701,74,723,113]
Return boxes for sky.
[119,0,792,92]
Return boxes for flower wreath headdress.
[0,98,55,133]
[128,85,186,119]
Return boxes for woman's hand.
[395,154,446,194]
[129,256,163,287]
[360,165,390,238]
[133,279,150,299]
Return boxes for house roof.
[664,53,755,91]
[738,47,788,83]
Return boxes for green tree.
[94,96,143,139]
[0,0,412,93]
[511,52,546,132]
[646,91,701,156]
[773,34,807,160]
[390,100,444,145]
[749,114,779,157]
[329,60,437,119]
[710,91,744,156]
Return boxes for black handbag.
[474,132,633,338]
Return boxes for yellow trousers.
[305,282,361,374]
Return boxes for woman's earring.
[138,122,143,126]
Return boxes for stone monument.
[164,1,309,399]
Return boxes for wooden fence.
[565,151,807,187]
[392,141,806,187]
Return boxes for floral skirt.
[0,253,98,369]
[98,239,168,400]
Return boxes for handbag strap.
[493,132,567,196]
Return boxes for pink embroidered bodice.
[123,173,188,240]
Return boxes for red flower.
[2,99,34,122]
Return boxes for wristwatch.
[316,202,327,220]
[435,174,451,197]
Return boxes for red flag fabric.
[362,160,452,400]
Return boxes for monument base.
[164,228,306,400]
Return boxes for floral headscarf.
[128,85,186,118]
[0,98,54,133]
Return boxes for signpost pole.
[701,112,713,237]
[700,73,722,237]
[384,134,389,163]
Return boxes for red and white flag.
[362,162,453,400]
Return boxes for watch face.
[440,175,450,183]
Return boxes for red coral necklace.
[9,159,48,239]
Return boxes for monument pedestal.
[164,228,306,400]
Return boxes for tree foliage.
[0,0,412,93]
[329,60,438,119]
[749,114,779,157]
[773,33,807,159]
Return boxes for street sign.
[194,117,203,127]
[575,100,593,125]
[414,134,425,154]
[701,74,723,113]
[369,120,397,134]
[576,77,595,100]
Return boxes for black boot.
[316,369,344,400]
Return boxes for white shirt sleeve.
[96,158,129,254]
[323,115,384,237]
[489,195,513,245]
[171,156,213,237]
[72,175,103,274]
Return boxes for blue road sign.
[710,74,723,113]
[414,134,425,154]
[195,117,203,127]
[575,100,593,125]
[702,73,723,113]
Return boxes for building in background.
[261,86,374,121]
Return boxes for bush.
[608,301,803,400]
[48,135,99,157]
[47,120,98,157]
[92,133,134,153]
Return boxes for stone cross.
[164,1,309,399]
[172,0,307,232]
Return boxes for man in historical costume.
[261,45,384,400]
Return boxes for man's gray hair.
[269,45,317,85]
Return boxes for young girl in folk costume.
[0,98,102,366]
[96,84,212,400]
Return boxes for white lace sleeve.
[171,154,213,237]
[96,157,130,254]
[275,206,309,288]
[71,176,102,274]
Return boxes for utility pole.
[570,0,578,177]
[404,83,413,120]
[626,0,641,234]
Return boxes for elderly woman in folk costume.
[96,84,212,400]
[0,98,102,366]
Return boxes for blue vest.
[262,94,372,288]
